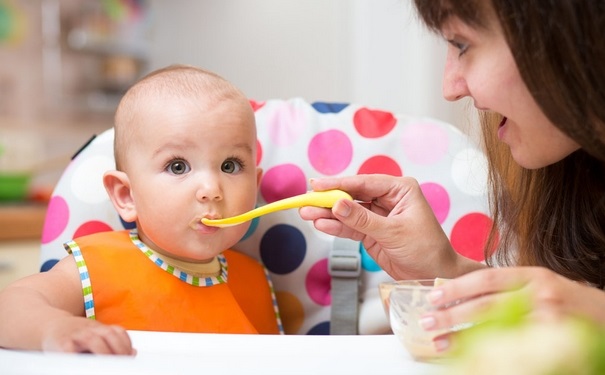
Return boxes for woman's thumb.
[332,199,377,235]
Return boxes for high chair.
[39,98,491,335]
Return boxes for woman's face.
[440,15,580,169]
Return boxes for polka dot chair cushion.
[39,98,491,335]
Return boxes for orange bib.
[67,230,281,334]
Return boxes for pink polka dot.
[260,164,307,203]
[308,130,352,175]
[357,155,402,176]
[73,220,114,240]
[267,103,307,146]
[450,213,497,262]
[41,195,70,244]
[249,99,265,111]
[353,108,397,138]
[401,122,449,165]
[305,258,331,306]
[420,182,450,224]
[256,139,262,166]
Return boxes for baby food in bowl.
[379,279,450,362]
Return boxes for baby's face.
[123,95,260,262]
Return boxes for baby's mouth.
[190,216,219,231]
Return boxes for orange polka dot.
[275,290,305,334]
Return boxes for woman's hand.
[422,266,605,351]
[299,174,482,280]
[41,316,136,355]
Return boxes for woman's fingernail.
[333,200,351,217]
[419,316,436,330]
[427,289,443,304]
[434,338,450,352]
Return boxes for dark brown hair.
[414,0,605,287]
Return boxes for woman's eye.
[167,160,190,175]
[448,39,469,57]
[221,159,243,174]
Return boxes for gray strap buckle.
[328,239,361,278]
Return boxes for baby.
[0,65,282,355]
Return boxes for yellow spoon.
[201,189,353,228]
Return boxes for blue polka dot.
[120,216,136,230]
[311,102,349,114]
[260,224,306,274]
[307,321,330,335]
[360,243,382,272]
[40,258,59,272]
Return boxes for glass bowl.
[379,279,449,362]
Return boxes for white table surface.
[1,331,441,375]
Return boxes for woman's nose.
[442,53,469,102]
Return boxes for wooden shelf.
[0,203,48,241]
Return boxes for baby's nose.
[195,180,223,202]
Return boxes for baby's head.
[104,65,261,262]
[113,65,254,171]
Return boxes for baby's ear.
[256,167,263,188]
[103,171,137,223]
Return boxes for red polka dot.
[450,213,497,262]
[256,139,262,166]
[73,220,114,240]
[353,108,397,138]
[357,155,402,176]
[249,99,265,111]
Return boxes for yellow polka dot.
[275,291,304,334]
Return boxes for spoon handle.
[201,189,352,227]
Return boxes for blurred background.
[0,0,470,196]
[0,0,470,285]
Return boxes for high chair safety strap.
[328,237,361,334]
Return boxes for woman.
[300,0,605,352]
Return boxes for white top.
[1,331,440,375]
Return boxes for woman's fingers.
[423,267,574,332]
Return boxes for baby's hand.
[41,316,135,355]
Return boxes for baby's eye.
[221,158,243,174]
[167,160,190,175]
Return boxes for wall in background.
[0,0,471,129]
[0,0,478,197]
[146,0,471,130]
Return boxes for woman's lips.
[498,117,507,127]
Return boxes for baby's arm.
[0,255,135,355]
